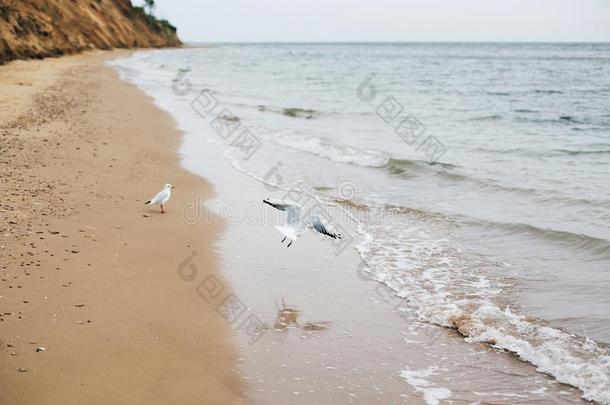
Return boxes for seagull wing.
[150,188,170,204]
[311,215,341,239]
[263,199,302,225]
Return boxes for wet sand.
[0,52,242,404]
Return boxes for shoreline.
[0,51,243,404]
[1,48,601,405]
[117,47,592,403]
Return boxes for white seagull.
[145,183,174,214]
[263,198,342,248]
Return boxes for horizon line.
[183,40,610,45]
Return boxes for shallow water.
[109,43,610,403]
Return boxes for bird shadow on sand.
[273,298,331,332]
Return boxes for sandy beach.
[2,0,610,403]
[0,52,242,404]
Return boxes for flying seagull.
[145,184,174,214]
[263,198,342,248]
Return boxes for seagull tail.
[144,200,151,205]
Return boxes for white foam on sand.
[399,366,452,405]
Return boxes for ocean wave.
[257,104,317,119]
[384,158,548,196]
[267,135,462,172]
[559,115,582,123]
[356,220,610,404]
[534,89,564,94]
[385,157,457,174]
[380,199,610,255]
[476,145,610,162]
[269,133,390,167]
[384,159,589,209]
[342,194,610,259]
[282,107,316,119]
[263,132,610,219]
[460,306,610,404]
[468,114,502,121]
[515,115,590,125]
[470,219,610,258]
[554,149,610,156]
[217,112,240,122]
[265,135,608,213]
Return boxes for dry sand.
[0,52,243,404]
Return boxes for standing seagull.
[263,198,342,248]
[145,184,174,214]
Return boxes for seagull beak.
[172,186,175,189]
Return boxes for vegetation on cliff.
[0,0,180,64]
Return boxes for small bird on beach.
[263,198,342,248]
[145,184,174,213]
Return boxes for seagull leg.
[160,204,165,214]
[287,240,293,248]
[281,237,286,243]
